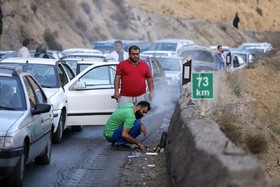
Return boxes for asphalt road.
[18,103,174,187]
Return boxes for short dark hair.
[136,101,151,111]
[217,45,222,50]
[22,39,31,47]
[114,40,123,45]
[129,45,140,54]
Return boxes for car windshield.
[0,63,58,88]
[148,43,177,51]
[180,50,214,62]
[157,58,181,71]
[0,76,25,110]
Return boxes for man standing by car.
[114,45,154,107]
[215,45,226,71]
[103,101,151,151]
[17,38,31,58]
[110,40,129,62]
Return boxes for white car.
[141,50,177,57]
[147,39,195,54]
[0,66,53,186]
[61,48,103,57]
[0,58,75,143]
[64,61,119,127]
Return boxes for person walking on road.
[214,45,226,71]
[114,45,154,107]
[110,40,129,62]
[17,38,31,58]
[103,101,151,151]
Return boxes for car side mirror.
[31,103,51,115]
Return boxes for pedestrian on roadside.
[214,45,226,71]
[17,38,31,58]
[103,101,151,151]
[114,45,154,107]
[233,12,240,29]
[110,40,128,62]
[34,43,52,58]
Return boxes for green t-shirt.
[103,103,136,139]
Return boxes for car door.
[23,76,51,157]
[64,63,118,126]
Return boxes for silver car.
[0,66,53,187]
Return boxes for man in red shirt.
[114,45,154,107]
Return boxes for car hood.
[0,111,25,133]
[43,88,60,99]
[164,71,181,78]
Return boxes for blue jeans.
[107,120,141,145]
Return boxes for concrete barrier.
[165,94,268,187]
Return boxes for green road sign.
[192,73,214,99]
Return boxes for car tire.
[72,125,83,132]
[35,132,52,165]
[52,113,64,143]
[6,142,26,187]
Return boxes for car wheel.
[52,113,64,143]
[6,142,27,187]
[72,125,83,132]
[35,132,52,164]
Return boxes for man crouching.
[103,101,151,151]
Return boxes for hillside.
[0,0,279,50]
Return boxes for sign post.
[192,72,214,117]
[192,72,214,99]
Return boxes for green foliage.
[256,7,263,16]
[245,133,268,154]
[227,73,242,97]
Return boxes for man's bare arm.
[114,75,121,100]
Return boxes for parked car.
[177,45,216,72]
[237,42,272,56]
[146,39,195,54]
[61,48,103,57]
[156,56,182,86]
[0,50,17,59]
[226,53,248,72]
[156,56,183,99]
[0,66,53,187]
[29,49,62,59]
[141,50,177,57]
[90,39,150,53]
[0,58,76,143]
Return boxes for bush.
[245,133,268,154]
[256,7,263,16]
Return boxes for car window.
[158,58,181,71]
[78,65,116,87]
[61,63,75,80]
[24,76,48,108]
[0,76,25,110]
[78,64,92,74]
[180,50,214,62]
[58,64,69,87]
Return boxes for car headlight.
[0,137,14,148]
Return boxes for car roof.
[1,57,59,65]
[178,45,215,55]
[76,60,119,65]
[153,39,195,43]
